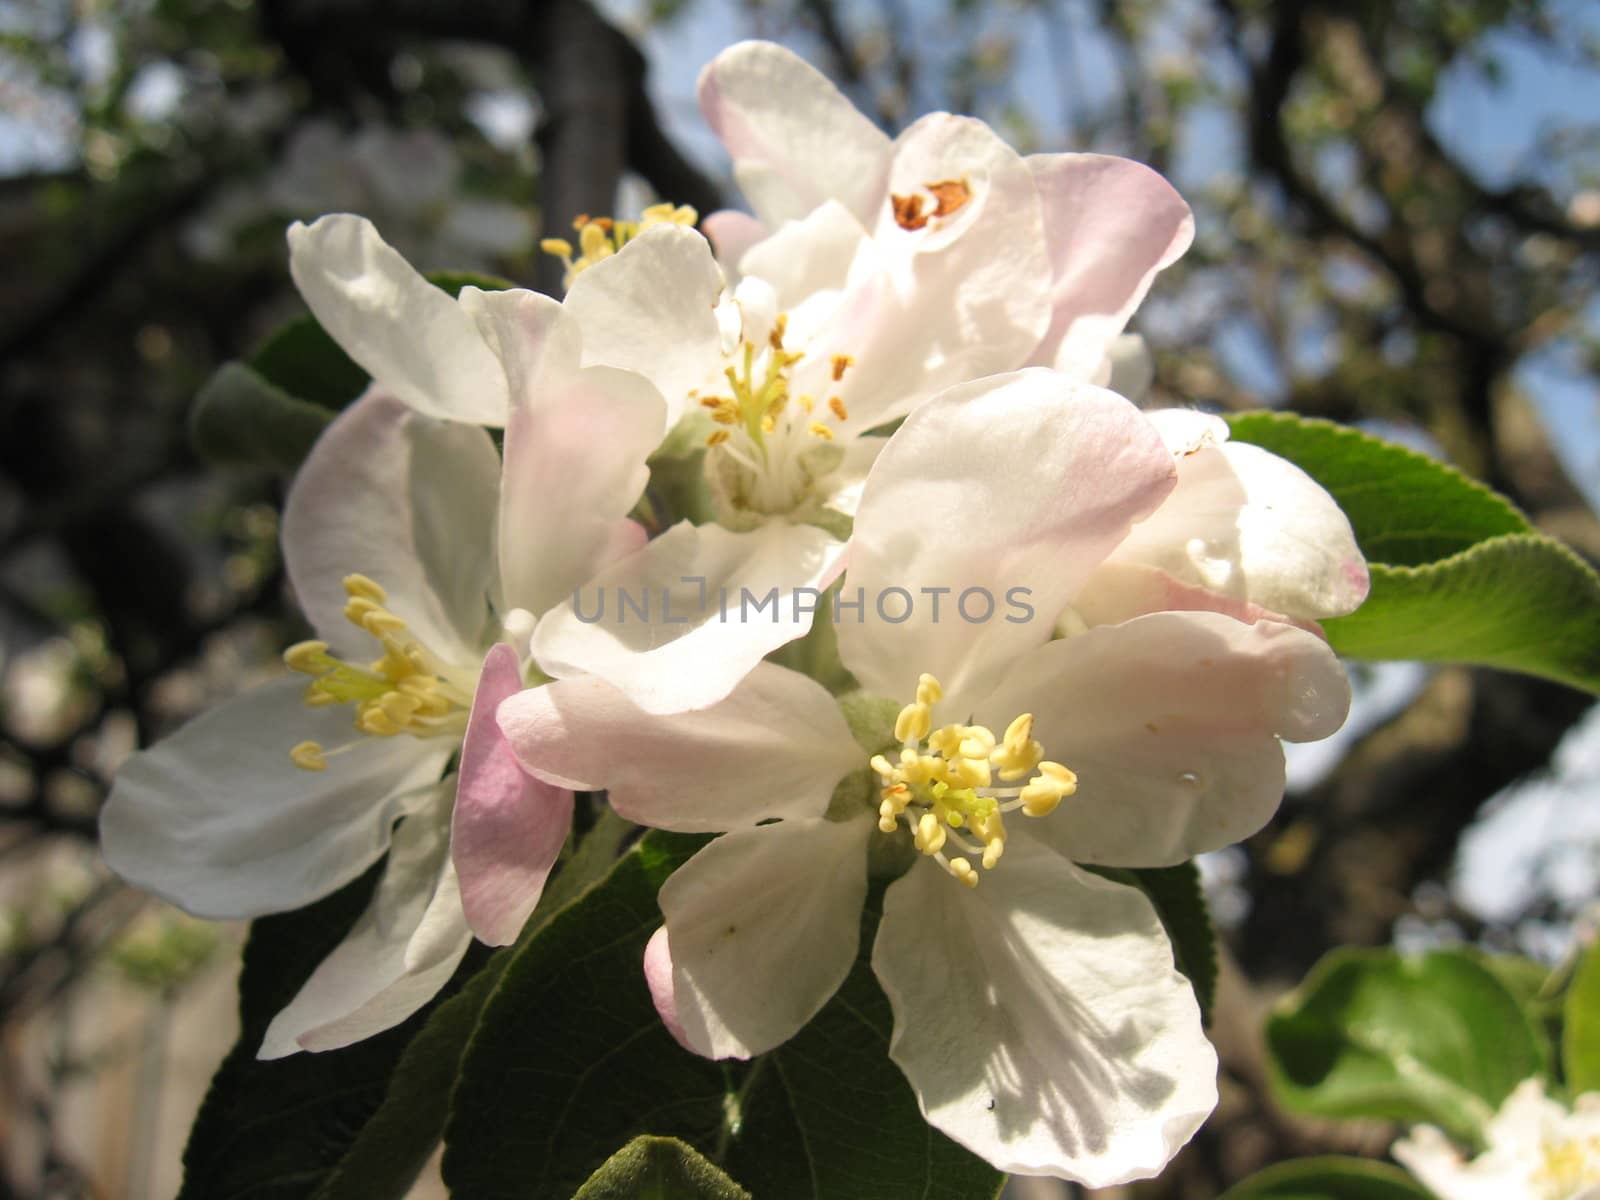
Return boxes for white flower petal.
[562,224,727,428]
[873,837,1216,1184]
[976,612,1350,867]
[463,287,663,616]
[702,209,769,274]
[100,679,452,919]
[1023,153,1193,381]
[654,816,872,1059]
[497,663,859,832]
[282,390,499,666]
[697,41,892,228]
[819,115,1052,435]
[530,520,845,714]
[737,200,870,312]
[836,372,1175,712]
[259,783,472,1058]
[1107,436,1369,622]
[286,214,505,425]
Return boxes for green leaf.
[572,1137,751,1200]
[1089,861,1217,1022]
[1266,948,1546,1142]
[1228,411,1600,693]
[424,269,517,297]
[312,807,636,1200]
[248,316,370,412]
[1217,1156,1433,1199]
[179,865,473,1200]
[1563,942,1600,1096]
[188,361,334,472]
[443,834,1002,1200]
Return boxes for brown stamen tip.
[928,179,972,217]
[828,395,849,421]
[830,353,854,382]
[891,193,929,231]
[769,313,789,349]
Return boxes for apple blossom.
[1394,1078,1600,1200]
[497,370,1357,1181]
[100,264,662,1056]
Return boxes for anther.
[289,741,327,771]
[949,857,979,888]
[828,396,849,421]
[830,354,853,382]
[283,640,331,674]
[342,574,387,603]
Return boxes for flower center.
[1534,1133,1600,1198]
[869,673,1077,888]
[540,202,699,291]
[698,315,850,526]
[282,574,474,771]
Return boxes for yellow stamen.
[828,396,849,422]
[289,741,327,771]
[830,354,853,382]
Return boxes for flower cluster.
[99,40,1367,1185]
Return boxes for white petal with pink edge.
[100,678,453,921]
[497,662,859,832]
[282,390,499,668]
[259,782,472,1058]
[286,214,506,425]
[697,41,892,228]
[452,644,573,946]
[650,816,872,1059]
[463,287,663,617]
[872,838,1215,1184]
[530,519,845,715]
[1023,153,1193,380]
[836,371,1175,714]
[974,611,1350,867]
[1107,429,1369,621]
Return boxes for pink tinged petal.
[1072,561,1322,635]
[99,679,453,920]
[259,785,473,1058]
[654,817,872,1059]
[1023,154,1195,380]
[1143,407,1230,454]
[976,611,1351,867]
[872,838,1216,1184]
[1106,438,1369,622]
[826,115,1053,435]
[696,41,892,228]
[643,926,695,1053]
[452,644,573,947]
[496,662,859,832]
[462,287,665,616]
[286,215,506,425]
[836,372,1176,712]
[701,210,768,274]
[282,390,499,666]
[529,520,845,715]
[562,224,727,428]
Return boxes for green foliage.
[1090,862,1217,1023]
[1562,942,1600,1096]
[248,317,371,413]
[189,362,335,473]
[442,833,1001,1200]
[1228,411,1600,693]
[1265,948,1546,1143]
[1217,1157,1434,1200]
[572,1137,752,1200]
[179,864,471,1200]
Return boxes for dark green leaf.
[1266,948,1546,1142]
[1217,1156,1433,1199]
[424,269,517,297]
[443,834,1002,1200]
[572,1137,751,1200]
[1563,942,1600,1095]
[180,864,475,1200]
[1089,861,1217,1022]
[312,808,637,1200]
[188,362,333,472]
[1228,411,1600,693]
[248,316,369,412]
